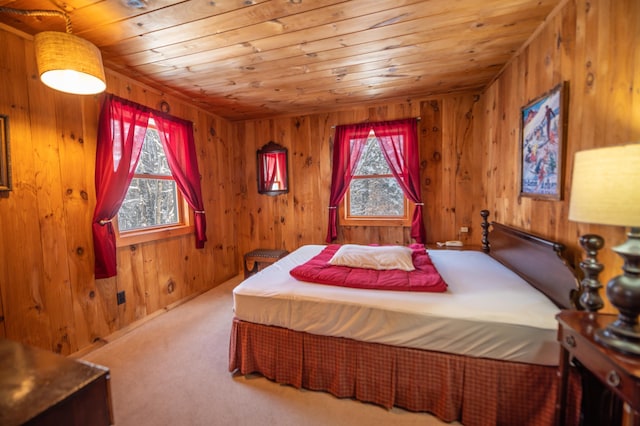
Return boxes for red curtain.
[92,95,151,279]
[325,124,368,242]
[325,118,425,243]
[154,114,207,248]
[92,94,206,279]
[375,119,426,243]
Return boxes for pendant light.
[0,7,106,95]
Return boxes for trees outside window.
[115,124,192,246]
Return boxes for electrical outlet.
[460,226,469,233]
[117,291,126,305]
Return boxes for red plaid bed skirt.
[229,318,580,426]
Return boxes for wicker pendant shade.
[34,31,106,95]
[0,6,106,95]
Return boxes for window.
[115,122,192,246]
[93,94,206,279]
[341,131,412,226]
[326,118,423,243]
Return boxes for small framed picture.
[0,115,10,192]
[519,83,567,200]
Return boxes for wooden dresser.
[0,338,113,426]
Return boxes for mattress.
[232,245,562,366]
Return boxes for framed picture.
[0,115,10,192]
[520,83,567,200]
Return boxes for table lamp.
[568,143,640,355]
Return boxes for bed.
[229,212,582,425]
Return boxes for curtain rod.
[330,117,421,129]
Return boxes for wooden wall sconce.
[257,141,288,195]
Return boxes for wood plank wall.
[233,93,483,257]
[0,25,237,354]
[477,0,640,311]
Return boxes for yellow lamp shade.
[34,31,106,95]
[568,143,640,227]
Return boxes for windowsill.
[340,220,411,227]
[116,225,194,247]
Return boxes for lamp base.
[595,227,640,356]
[577,234,605,312]
[595,322,640,356]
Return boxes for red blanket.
[289,244,447,292]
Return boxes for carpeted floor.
[82,275,458,426]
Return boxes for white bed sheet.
[232,245,562,366]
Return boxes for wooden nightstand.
[244,249,289,278]
[556,310,640,426]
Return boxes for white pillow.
[328,244,415,271]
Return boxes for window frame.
[114,124,194,247]
[339,135,413,227]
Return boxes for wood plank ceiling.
[0,0,562,121]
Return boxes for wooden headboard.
[480,210,582,310]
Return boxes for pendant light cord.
[0,7,72,33]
